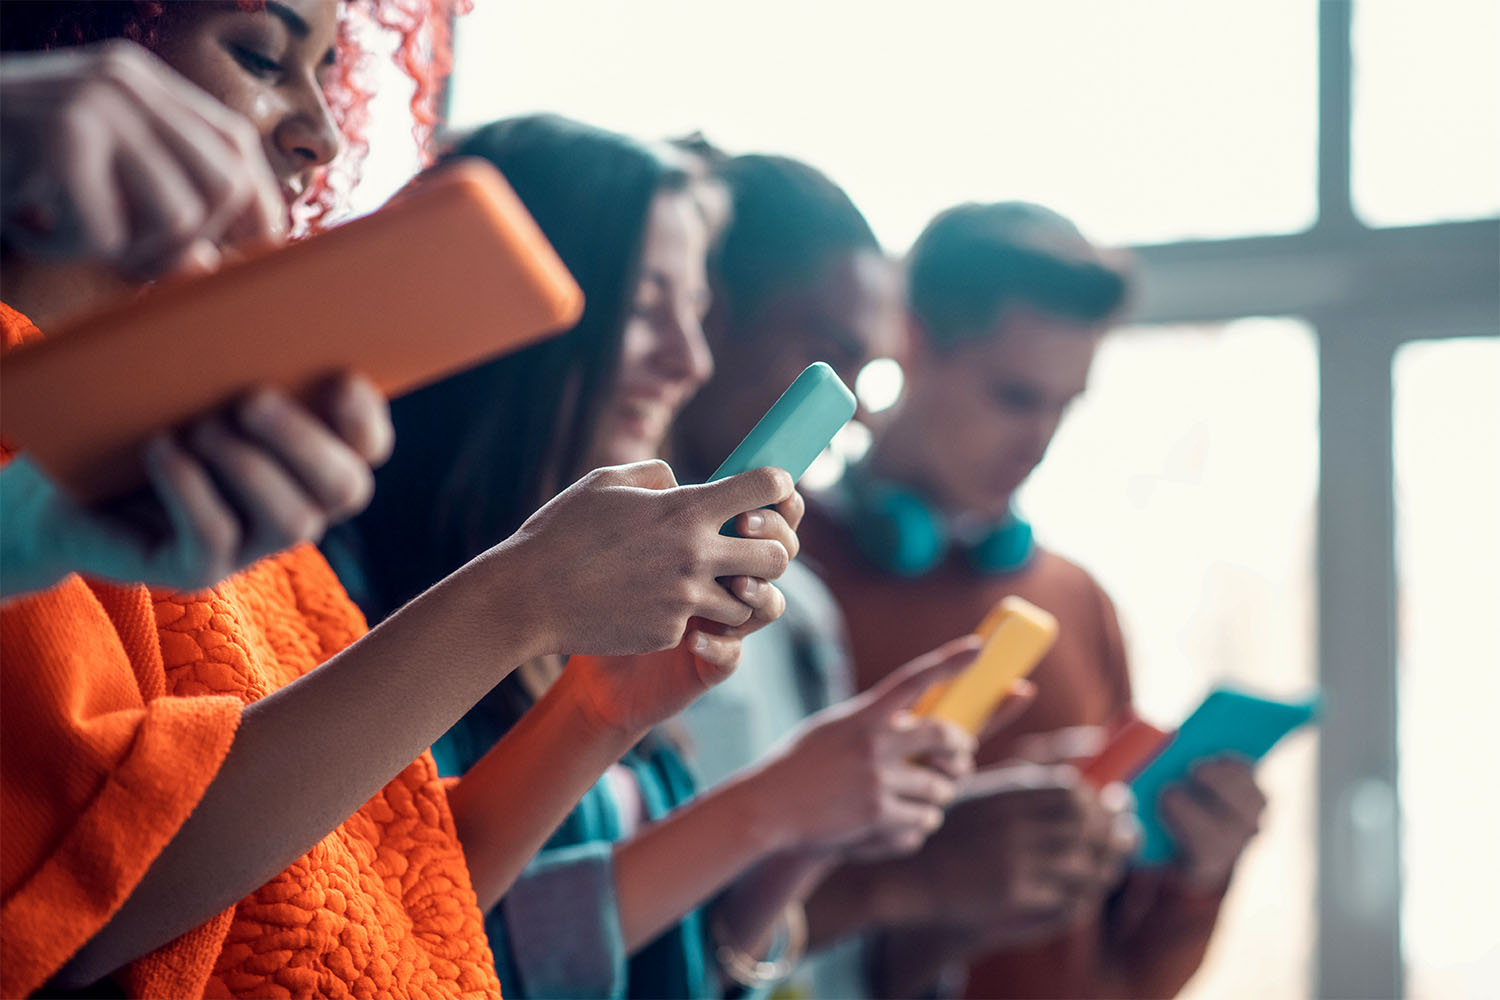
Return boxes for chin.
[598,437,660,469]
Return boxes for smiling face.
[151,0,342,217]
[901,304,1104,521]
[586,188,714,469]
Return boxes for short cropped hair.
[906,202,1130,349]
[714,154,881,324]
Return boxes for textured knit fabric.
[1,303,501,998]
[799,494,1225,1000]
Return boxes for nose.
[656,307,715,389]
[272,81,342,173]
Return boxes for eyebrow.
[264,1,310,38]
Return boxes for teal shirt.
[433,693,711,1000]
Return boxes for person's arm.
[53,462,798,989]
[613,773,834,956]
[1084,757,1263,998]
[608,639,983,956]
[51,547,553,988]
[1088,869,1228,998]
[707,849,837,962]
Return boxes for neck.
[0,256,136,328]
[866,403,940,500]
[865,404,1015,523]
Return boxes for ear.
[901,310,935,370]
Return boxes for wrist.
[547,665,646,748]
[717,759,807,859]
[865,860,934,930]
[452,536,557,666]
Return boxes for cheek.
[612,320,657,385]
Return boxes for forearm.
[1089,869,1227,998]
[449,668,641,911]
[612,766,797,952]
[56,552,546,988]
[805,858,925,951]
[709,849,838,960]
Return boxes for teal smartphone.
[708,362,856,484]
[1132,686,1319,863]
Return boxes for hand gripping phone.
[912,596,1059,736]
[0,159,583,502]
[1131,686,1319,863]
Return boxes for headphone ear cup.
[851,482,948,577]
[967,514,1035,574]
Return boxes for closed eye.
[232,44,283,80]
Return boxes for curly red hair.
[0,0,471,231]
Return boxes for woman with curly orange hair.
[0,2,801,996]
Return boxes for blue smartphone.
[708,362,857,484]
[1131,686,1319,863]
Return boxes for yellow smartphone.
[912,596,1058,736]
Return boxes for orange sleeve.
[0,578,241,996]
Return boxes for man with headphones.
[798,203,1267,998]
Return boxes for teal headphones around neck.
[840,467,1035,578]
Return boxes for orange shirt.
[1,303,500,998]
[800,497,1223,999]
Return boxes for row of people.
[0,2,1266,997]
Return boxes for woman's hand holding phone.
[735,638,988,861]
[0,41,287,280]
[494,456,794,656]
[1,373,392,599]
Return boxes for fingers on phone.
[143,434,240,588]
[236,389,375,521]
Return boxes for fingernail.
[744,512,765,532]
[693,633,710,654]
[741,577,761,598]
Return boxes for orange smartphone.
[0,159,583,503]
[1078,710,1171,789]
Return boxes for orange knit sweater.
[0,303,501,998]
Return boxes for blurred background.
[352,2,1499,996]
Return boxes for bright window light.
[854,357,905,414]
[1353,1,1500,228]
[447,0,1317,252]
[1019,318,1321,1000]
[1394,337,1500,1000]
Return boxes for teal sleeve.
[499,842,628,1000]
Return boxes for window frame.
[1126,4,1499,997]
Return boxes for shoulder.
[1030,546,1112,597]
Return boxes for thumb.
[693,466,795,521]
[612,458,679,491]
[866,635,984,717]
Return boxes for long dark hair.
[330,114,688,626]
